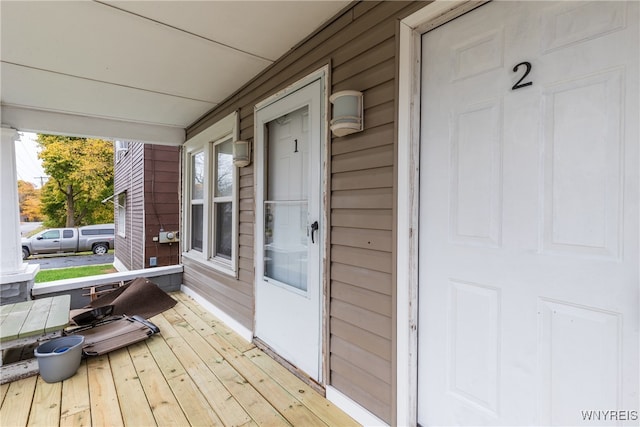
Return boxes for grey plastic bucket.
[34,335,85,383]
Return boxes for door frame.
[253,66,330,384]
[396,1,488,425]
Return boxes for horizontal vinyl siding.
[114,142,144,271]
[182,257,253,330]
[238,164,255,290]
[330,111,395,392]
[185,1,426,423]
[144,145,180,267]
[130,145,145,270]
[327,3,422,421]
[113,147,130,269]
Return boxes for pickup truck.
[22,224,115,259]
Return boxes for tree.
[17,180,43,222]
[37,135,114,227]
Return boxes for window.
[63,230,74,238]
[213,138,233,260]
[183,112,239,275]
[42,230,60,239]
[81,228,114,236]
[117,193,126,237]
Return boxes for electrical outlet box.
[159,231,179,243]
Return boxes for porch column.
[0,126,39,303]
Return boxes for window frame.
[42,230,60,239]
[182,111,239,276]
[211,136,234,262]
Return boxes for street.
[26,253,114,270]
[21,222,115,270]
[20,222,42,236]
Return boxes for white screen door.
[418,1,638,425]
[255,78,324,382]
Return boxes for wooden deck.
[0,292,360,426]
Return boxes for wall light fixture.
[329,90,363,137]
[232,139,251,167]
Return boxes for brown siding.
[143,145,180,267]
[184,1,426,423]
[114,143,180,270]
[114,142,144,270]
[182,257,254,330]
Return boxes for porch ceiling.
[0,0,349,144]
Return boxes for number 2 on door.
[512,61,533,90]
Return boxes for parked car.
[21,224,115,259]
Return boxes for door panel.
[32,229,61,253]
[255,79,324,382]
[60,229,76,252]
[418,2,638,425]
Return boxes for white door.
[255,79,324,382]
[418,1,638,425]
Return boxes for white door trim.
[396,2,487,425]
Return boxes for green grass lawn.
[35,264,118,283]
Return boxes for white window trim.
[211,136,235,263]
[182,111,239,277]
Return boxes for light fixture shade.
[232,140,251,167]
[329,90,363,137]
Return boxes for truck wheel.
[93,243,109,255]
[22,247,30,260]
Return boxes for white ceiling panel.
[0,0,350,143]
[105,1,350,61]
[1,1,272,102]
[1,63,215,127]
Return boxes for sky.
[14,132,47,188]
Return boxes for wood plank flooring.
[0,292,360,427]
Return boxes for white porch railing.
[31,265,183,308]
